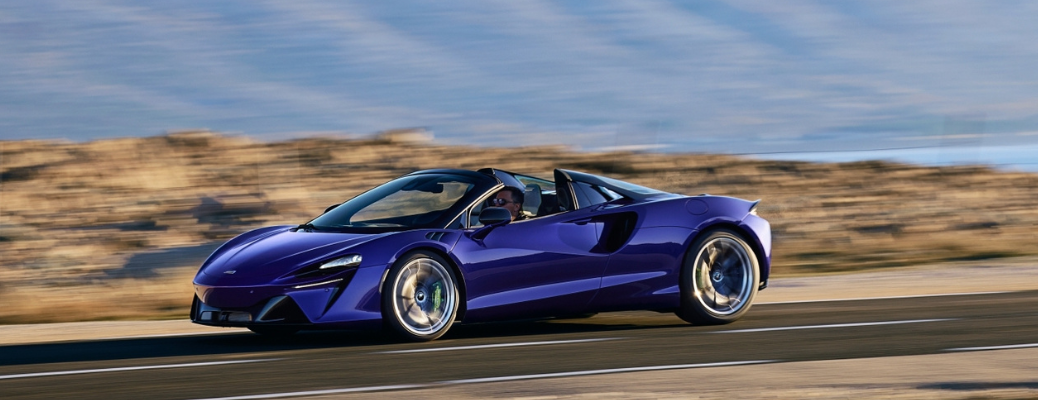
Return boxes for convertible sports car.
[191,168,771,341]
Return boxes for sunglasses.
[490,198,515,206]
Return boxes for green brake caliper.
[431,281,443,311]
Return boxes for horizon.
[4,128,1037,173]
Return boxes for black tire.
[247,326,299,337]
[677,229,759,325]
[382,251,460,341]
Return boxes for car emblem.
[224,270,236,274]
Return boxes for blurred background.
[1,1,1037,323]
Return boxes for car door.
[452,207,607,321]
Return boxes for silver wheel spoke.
[406,302,430,327]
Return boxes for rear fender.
[686,217,772,285]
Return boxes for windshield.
[309,173,487,231]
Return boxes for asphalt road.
[2,290,1037,400]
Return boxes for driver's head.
[491,187,524,220]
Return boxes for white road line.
[442,360,774,384]
[376,337,621,354]
[758,291,1010,305]
[0,359,279,381]
[191,385,426,400]
[102,330,248,340]
[946,343,1038,352]
[190,360,775,400]
[711,318,954,334]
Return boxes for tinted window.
[598,186,624,201]
[573,182,612,208]
[468,197,487,228]
[515,174,555,192]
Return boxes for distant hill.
[2,131,1036,323]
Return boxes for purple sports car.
[191,168,771,341]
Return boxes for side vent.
[596,212,639,253]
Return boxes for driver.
[490,187,526,221]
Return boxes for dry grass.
[0,269,197,324]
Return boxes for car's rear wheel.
[382,251,459,341]
[677,229,759,325]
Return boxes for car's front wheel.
[677,229,759,325]
[382,251,460,341]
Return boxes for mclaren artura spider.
[191,168,772,341]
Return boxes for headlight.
[319,254,362,270]
[288,254,363,280]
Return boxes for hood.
[200,229,384,285]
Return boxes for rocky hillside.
[2,131,1037,322]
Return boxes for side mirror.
[324,203,341,214]
[470,207,512,242]
[478,207,513,226]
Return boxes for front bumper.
[191,266,388,330]
[191,295,308,327]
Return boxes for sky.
[2,1,1037,168]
